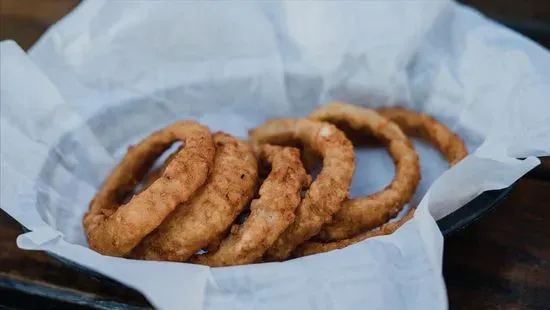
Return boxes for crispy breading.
[249,118,355,261]
[295,207,416,257]
[314,104,468,241]
[192,145,311,266]
[83,121,215,257]
[130,132,258,262]
[306,102,421,241]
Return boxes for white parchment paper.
[2,1,550,309]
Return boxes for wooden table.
[1,1,549,309]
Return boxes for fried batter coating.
[130,132,258,262]
[313,104,469,241]
[249,119,355,261]
[139,147,226,254]
[294,207,415,258]
[192,145,311,266]
[307,102,420,241]
[377,107,468,166]
[83,121,215,257]
[140,146,182,191]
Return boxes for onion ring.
[377,107,468,166]
[294,207,416,258]
[313,104,468,241]
[83,121,215,257]
[140,146,182,192]
[130,132,258,262]
[306,107,468,167]
[306,102,420,242]
[192,145,311,266]
[249,118,355,261]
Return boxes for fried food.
[140,146,182,191]
[192,145,311,267]
[377,107,468,166]
[130,132,258,262]
[83,121,215,257]
[311,104,468,241]
[140,148,228,254]
[84,101,469,265]
[306,102,420,242]
[249,118,355,261]
[294,207,416,258]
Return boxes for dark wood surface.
[1,1,549,309]
[444,178,550,310]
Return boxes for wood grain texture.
[444,179,550,310]
[0,1,549,309]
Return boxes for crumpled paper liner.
[1,1,549,309]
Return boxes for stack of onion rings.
[83,121,215,257]
[311,104,468,242]
[83,102,468,265]
[306,102,421,241]
[249,118,355,261]
[192,144,311,266]
[130,132,258,262]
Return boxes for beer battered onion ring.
[83,121,215,257]
[377,107,468,166]
[139,146,182,191]
[307,102,421,242]
[249,119,355,261]
[314,104,469,241]
[192,145,311,267]
[294,207,416,257]
[130,132,258,262]
[138,146,225,253]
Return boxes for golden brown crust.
[129,132,258,262]
[83,121,215,257]
[249,118,355,261]
[140,146,182,192]
[191,145,311,267]
[294,207,416,258]
[307,102,421,241]
[377,107,468,166]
